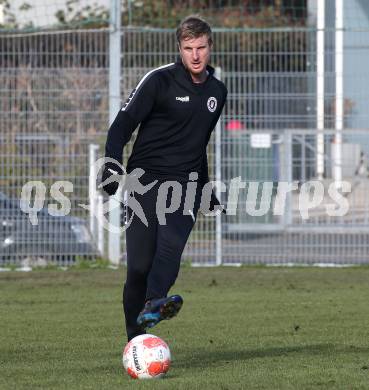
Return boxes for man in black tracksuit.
[101,16,227,341]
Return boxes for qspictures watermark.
[18,157,352,233]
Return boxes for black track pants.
[123,180,199,341]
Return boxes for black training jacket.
[104,60,227,184]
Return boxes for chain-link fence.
[1,1,369,266]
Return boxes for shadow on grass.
[174,344,368,369]
[8,344,365,382]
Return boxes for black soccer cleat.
[136,295,183,329]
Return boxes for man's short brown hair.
[176,15,213,46]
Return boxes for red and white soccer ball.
[122,334,171,379]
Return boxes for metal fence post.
[316,0,325,180]
[215,67,222,266]
[108,0,122,265]
[88,144,99,239]
[333,0,344,185]
[284,130,293,227]
[97,194,105,256]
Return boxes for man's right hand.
[99,161,123,196]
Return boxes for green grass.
[1,266,369,389]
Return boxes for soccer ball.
[122,334,171,379]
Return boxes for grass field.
[1,265,369,389]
